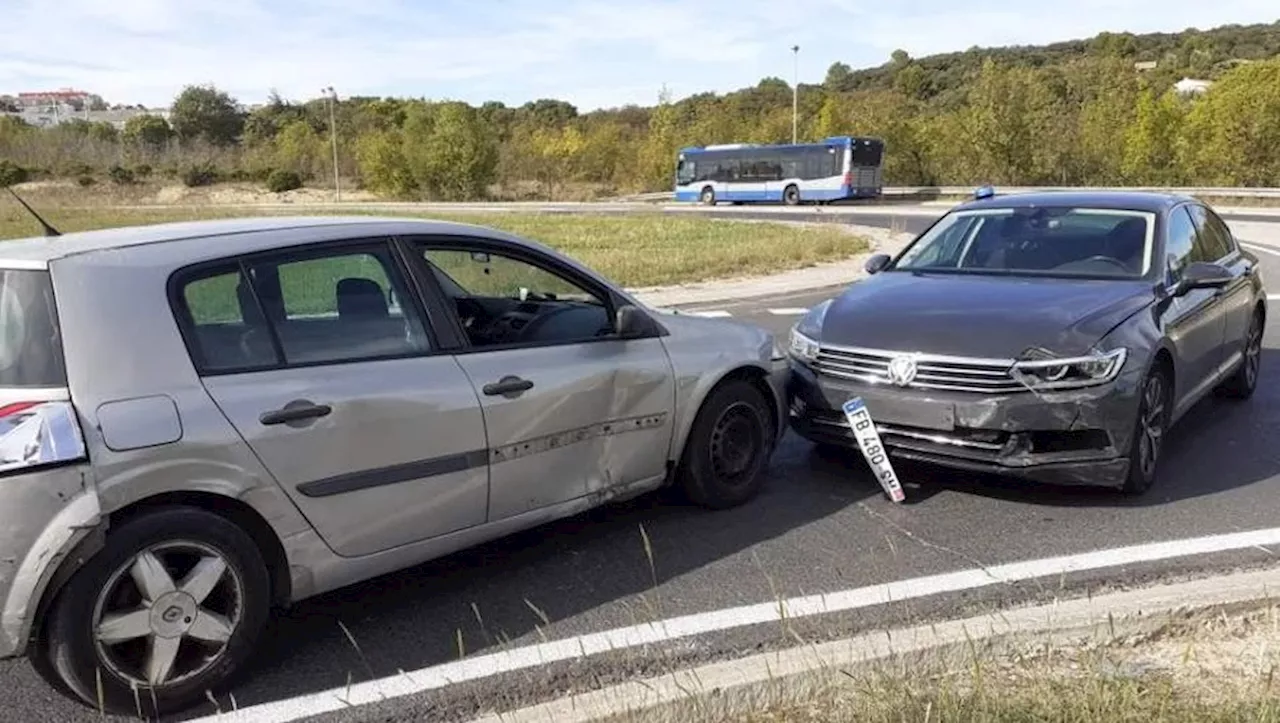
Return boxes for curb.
[464,564,1280,723]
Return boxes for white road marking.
[766,307,810,315]
[193,525,1280,723]
[1242,242,1280,257]
[1269,294,1280,301]
[685,309,732,317]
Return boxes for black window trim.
[394,233,665,355]
[167,235,450,377]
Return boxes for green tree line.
[1,21,1279,199]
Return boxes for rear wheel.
[783,185,801,206]
[37,506,271,717]
[1219,308,1263,399]
[1122,365,1171,495]
[678,379,775,509]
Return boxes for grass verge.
[0,205,868,289]
[604,604,1280,723]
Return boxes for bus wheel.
[783,185,800,205]
[700,187,715,205]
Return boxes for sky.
[4,0,1278,111]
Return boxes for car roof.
[0,215,506,267]
[952,190,1198,214]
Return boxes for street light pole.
[322,86,340,202]
[791,45,800,144]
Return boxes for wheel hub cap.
[148,592,199,639]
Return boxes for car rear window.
[0,268,67,387]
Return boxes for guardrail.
[611,186,1280,202]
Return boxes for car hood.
[817,272,1155,358]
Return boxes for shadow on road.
[194,435,882,717]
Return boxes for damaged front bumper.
[786,360,1141,488]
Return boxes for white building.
[1174,77,1213,95]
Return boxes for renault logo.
[886,355,919,387]
[162,606,183,623]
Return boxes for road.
[5,210,1280,723]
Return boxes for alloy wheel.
[1245,315,1262,389]
[91,541,245,689]
[1136,373,1167,481]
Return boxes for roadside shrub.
[133,164,153,180]
[266,169,303,193]
[108,165,135,185]
[0,160,29,186]
[77,175,96,187]
[181,162,219,187]
[67,163,96,177]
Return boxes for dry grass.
[0,203,868,289]
[603,605,1280,723]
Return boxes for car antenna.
[5,186,61,237]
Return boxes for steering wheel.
[514,305,579,342]
[1072,255,1132,272]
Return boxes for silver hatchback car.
[0,216,787,715]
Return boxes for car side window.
[1164,207,1199,283]
[180,264,279,372]
[419,247,613,349]
[1188,205,1236,261]
[176,243,433,373]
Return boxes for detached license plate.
[842,397,906,504]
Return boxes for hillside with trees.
[2,20,1279,199]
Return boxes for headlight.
[1009,348,1128,391]
[788,299,832,363]
[788,327,820,362]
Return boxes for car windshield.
[892,206,1155,279]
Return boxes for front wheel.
[678,379,776,509]
[1122,365,1171,495]
[37,506,272,717]
[699,186,715,205]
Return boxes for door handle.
[482,375,534,397]
[260,401,332,426]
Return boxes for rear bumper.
[0,465,100,659]
[786,361,1140,488]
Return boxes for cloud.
[2,0,1276,110]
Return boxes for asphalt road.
[5,212,1280,723]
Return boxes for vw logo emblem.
[886,355,919,387]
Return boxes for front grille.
[813,344,1024,394]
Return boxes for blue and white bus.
[674,135,884,205]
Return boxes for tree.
[1177,57,1280,186]
[1122,89,1185,184]
[122,114,173,151]
[355,128,416,197]
[824,62,854,92]
[403,101,498,200]
[170,84,245,146]
[272,119,326,179]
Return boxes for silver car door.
[175,238,490,558]
[410,241,676,522]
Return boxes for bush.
[181,162,219,187]
[77,175,96,187]
[133,164,153,180]
[68,163,95,177]
[0,160,29,187]
[265,169,303,193]
[108,165,135,185]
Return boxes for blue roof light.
[973,185,996,200]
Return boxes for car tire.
[1121,364,1172,496]
[678,379,775,510]
[37,506,272,717]
[1219,309,1263,400]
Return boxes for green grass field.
[0,207,868,290]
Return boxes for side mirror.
[1172,261,1233,296]
[864,253,891,275]
[615,304,654,339]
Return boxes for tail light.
[0,400,87,475]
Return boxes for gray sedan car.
[0,215,787,715]
[788,191,1266,495]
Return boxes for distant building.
[16,88,90,108]
[1174,77,1213,95]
